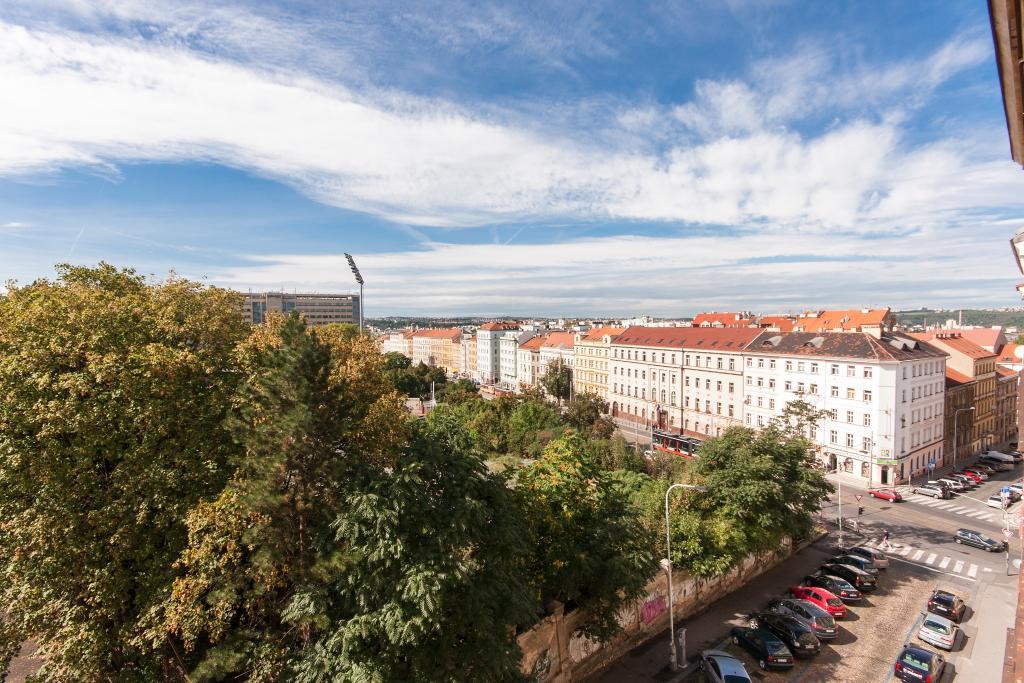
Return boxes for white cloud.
[1,221,31,229]
[1,21,1019,234]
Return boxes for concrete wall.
[518,537,795,682]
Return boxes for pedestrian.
[881,529,892,550]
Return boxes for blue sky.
[1,0,1023,316]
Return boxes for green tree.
[668,425,833,576]
[564,392,616,439]
[0,264,247,680]
[440,378,480,405]
[516,431,657,639]
[540,357,573,405]
[383,351,412,370]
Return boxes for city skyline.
[2,1,1024,315]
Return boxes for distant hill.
[895,309,1024,330]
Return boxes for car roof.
[902,645,937,659]
[931,589,957,600]
[922,613,954,627]
[703,650,747,674]
[956,528,977,534]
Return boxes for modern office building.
[242,292,360,327]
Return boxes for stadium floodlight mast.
[344,253,364,331]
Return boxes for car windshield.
[826,598,843,607]
[980,536,996,544]
[923,619,949,634]
[900,651,931,669]
[766,639,789,654]
[817,614,835,627]
[933,594,951,605]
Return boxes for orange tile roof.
[479,321,519,331]
[541,331,576,349]
[910,333,995,360]
[412,328,463,341]
[758,316,796,332]
[795,308,890,332]
[581,326,625,341]
[918,327,1005,351]
[945,368,973,385]
[519,335,547,351]
[692,312,755,327]
[615,326,764,349]
[999,343,1022,364]
[997,365,1019,378]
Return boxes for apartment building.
[538,332,576,379]
[500,331,537,389]
[792,308,895,335]
[516,334,548,390]
[608,327,762,435]
[476,322,519,384]
[692,312,755,328]
[744,332,947,486]
[460,334,478,378]
[381,329,415,357]
[997,366,1020,445]
[573,326,624,402]
[242,291,361,326]
[411,329,463,374]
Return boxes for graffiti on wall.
[640,592,666,624]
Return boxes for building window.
[716,402,722,414]
[746,376,752,385]
[809,426,817,439]
[846,411,854,423]
[746,358,752,367]
[705,379,711,390]
[729,358,735,370]
[846,433,854,447]
[785,381,793,391]
[745,414,751,425]
[785,361,793,372]
[862,437,871,452]
[768,378,776,389]
[729,382,735,393]
[728,405,734,417]
[810,363,819,373]
[847,365,855,377]
[686,354,691,365]
[864,367,872,378]
[830,430,838,444]
[846,388,855,399]
[757,415,764,427]
[863,414,871,427]
[757,377,763,387]
[831,364,839,375]
[797,362,805,372]
[671,391,676,405]
[757,396,763,407]
[769,359,776,369]
[769,399,775,409]
[717,357,723,369]
[717,381,723,391]
[685,377,690,386]
[808,383,816,394]
[863,390,872,402]
[831,386,839,398]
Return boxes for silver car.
[844,545,889,569]
[699,649,752,683]
[918,613,959,651]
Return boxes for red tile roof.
[692,312,755,327]
[412,328,463,341]
[479,321,519,331]
[794,308,891,332]
[615,326,763,349]
[917,327,1004,351]
[519,335,547,351]
[997,365,1020,379]
[748,332,947,361]
[945,368,973,386]
[999,343,1023,364]
[581,326,625,341]
[758,316,796,332]
[541,331,576,350]
[910,333,995,360]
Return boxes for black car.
[927,589,966,623]
[766,598,838,640]
[730,626,794,670]
[954,528,1008,552]
[820,563,877,591]
[894,645,945,682]
[747,612,821,658]
[828,554,880,576]
[803,573,862,602]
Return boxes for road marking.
[899,546,912,556]
[947,505,968,513]
[954,560,965,573]
[938,557,950,569]
[925,553,937,565]
[967,564,978,578]
[911,549,925,561]
[885,553,977,582]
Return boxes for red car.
[958,470,984,483]
[868,487,902,502]
[789,585,847,618]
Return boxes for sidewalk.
[596,535,836,682]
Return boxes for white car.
[987,494,1009,509]
[936,477,966,492]
[918,613,959,651]
[1010,482,1024,496]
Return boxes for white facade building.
[538,332,576,381]
[475,322,518,384]
[743,332,947,486]
[499,331,536,389]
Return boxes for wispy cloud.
[0,21,1018,233]
[1,221,31,229]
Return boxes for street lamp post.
[344,253,364,332]
[953,407,975,471]
[664,483,707,672]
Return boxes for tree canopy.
[540,357,572,404]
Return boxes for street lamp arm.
[664,482,707,671]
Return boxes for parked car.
[957,469,985,483]
[970,463,996,475]
[981,450,1016,464]
[789,585,847,618]
[802,573,862,602]
[828,554,880,576]
[979,458,1013,472]
[699,649,752,683]
[747,612,821,657]
[936,477,966,492]
[729,627,794,671]
[949,473,977,488]
[961,467,990,481]
[868,487,903,502]
[987,494,1009,509]
[894,645,946,682]
[1010,481,1024,497]
[954,528,1007,552]
[766,598,838,640]
[926,589,966,623]
[820,562,877,591]
[843,545,889,569]
[918,613,959,651]
[925,480,954,494]
[912,483,948,499]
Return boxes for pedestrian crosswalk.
[902,492,1001,522]
[865,539,980,580]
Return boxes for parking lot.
[682,553,972,682]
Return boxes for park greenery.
[0,265,833,681]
